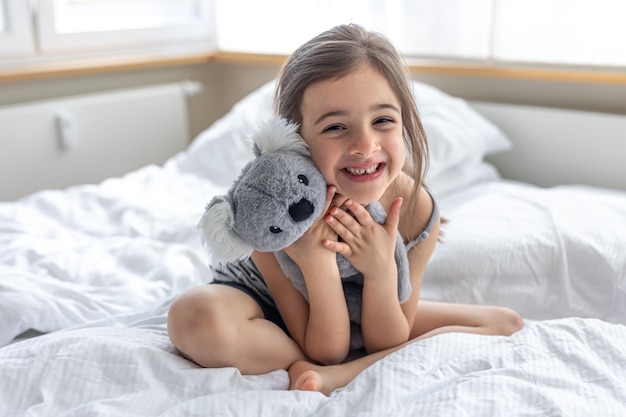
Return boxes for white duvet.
[2,80,626,416]
[1,314,624,416]
[0,166,216,347]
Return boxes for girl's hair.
[275,23,429,210]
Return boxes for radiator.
[0,81,203,201]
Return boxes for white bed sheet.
[0,165,218,346]
[428,180,626,325]
[1,312,624,416]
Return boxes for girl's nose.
[350,128,380,156]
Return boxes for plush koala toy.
[199,117,411,350]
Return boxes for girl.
[167,23,524,395]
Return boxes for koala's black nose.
[289,198,314,222]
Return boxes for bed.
[1,79,625,417]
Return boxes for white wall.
[0,64,222,141]
[2,61,625,196]
[3,61,626,140]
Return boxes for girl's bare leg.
[289,300,524,395]
[167,285,306,375]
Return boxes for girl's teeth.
[346,164,379,175]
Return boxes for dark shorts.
[211,281,289,335]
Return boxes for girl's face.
[299,65,405,205]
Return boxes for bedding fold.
[0,318,623,416]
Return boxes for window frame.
[0,0,36,58]
[36,0,216,55]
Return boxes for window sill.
[1,50,626,85]
[0,52,215,83]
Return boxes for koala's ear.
[252,117,309,157]
[198,196,254,264]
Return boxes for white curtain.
[215,0,626,68]
[215,0,492,60]
[494,0,626,67]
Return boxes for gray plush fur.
[199,118,326,262]
[199,117,411,350]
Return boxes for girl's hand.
[284,186,341,269]
[324,197,403,279]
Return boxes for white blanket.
[0,165,217,346]
[426,180,626,325]
[1,315,624,416]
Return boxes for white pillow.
[428,161,501,198]
[424,181,626,324]
[171,79,511,189]
[411,80,511,180]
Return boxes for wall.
[2,60,625,196]
[3,61,626,141]
[0,63,221,142]
[413,72,626,116]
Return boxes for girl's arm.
[253,250,351,365]
[252,188,352,365]
[324,182,440,353]
[389,186,440,345]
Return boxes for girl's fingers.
[326,197,403,246]
[318,185,338,222]
[342,199,373,226]
[330,193,348,210]
[325,211,352,238]
[323,238,352,257]
[385,197,403,232]
[326,199,374,237]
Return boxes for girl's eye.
[374,117,393,125]
[322,124,343,133]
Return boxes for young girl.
[167,23,524,395]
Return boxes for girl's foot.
[294,370,323,391]
[288,360,330,395]
[288,355,372,396]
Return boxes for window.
[0,0,36,58]
[214,0,626,70]
[373,0,494,60]
[493,0,626,68]
[0,0,215,69]
[37,0,215,54]
[0,3,5,32]
[2,0,625,74]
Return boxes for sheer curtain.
[215,0,626,69]
[215,0,494,59]
[494,0,626,68]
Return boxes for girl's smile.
[299,64,405,205]
[343,162,385,182]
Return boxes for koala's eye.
[269,226,283,234]
[297,174,309,186]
